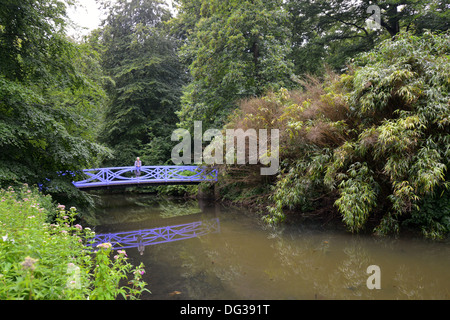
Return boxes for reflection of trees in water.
[393,264,450,300]
[177,232,276,299]
[176,238,235,299]
[167,232,450,299]
[393,265,425,299]
[271,234,450,299]
[92,194,160,225]
[269,235,377,299]
[158,199,201,218]
[173,226,378,299]
[108,198,450,299]
[204,243,244,283]
[129,203,450,300]
[332,245,373,299]
[92,194,201,224]
[97,194,161,209]
[144,223,450,300]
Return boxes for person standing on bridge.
[134,157,142,178]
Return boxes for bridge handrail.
[72,165,218,188]
[78,165,205,171]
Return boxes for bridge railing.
[72,165,218,189]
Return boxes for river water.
[90,193,450,300]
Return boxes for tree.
[0,0,111,208]
[287,0,449,75]
[98,0,186,166]
[173,0,296,131]
[0,0,78,85]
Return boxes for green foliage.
[1,0,448,241]
[97,0,186,166]
[0,0,111,210]
[258,31,450,236]
[0,0,77,84]
[0,186,149,299]
[339,32,449,226]
[155,170,200,196]
[173,0,296,130]
[0,73,110,208]
[90,243,149,300]
[403,189,450,239]
[334,163,379,233]
[287,0,449,75]
[266,150,331,224]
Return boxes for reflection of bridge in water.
[90,218,220,254]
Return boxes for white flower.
[1,234,14,243]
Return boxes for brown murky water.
[91,193,450,300]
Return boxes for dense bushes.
[222,31,450,238]
[0,185,149,299]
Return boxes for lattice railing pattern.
[73,166,217,189]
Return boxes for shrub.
[403,188,450,239]
[0,185,149,299]
[329,31,449,235]
[256,31,449,237]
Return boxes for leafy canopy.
[98,0,186,166]
[173,0,296,130]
